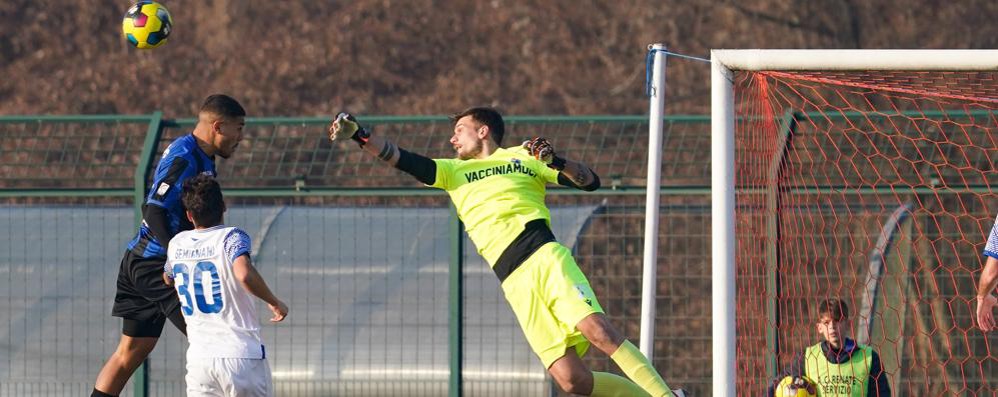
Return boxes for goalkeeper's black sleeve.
[557,170,601,191]
[143,203,178,251]
[395,148,436,185]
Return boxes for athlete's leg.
[93,337,157,394]
[506,244,679,396]
[575,312,625,352]
[577,313,675,397]
[548,347,651,397]
[96,252,168,396]
[548,348,594,395]
[93,318,163,395]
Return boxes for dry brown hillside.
[1,0,996,117]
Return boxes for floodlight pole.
[641,43,667,361]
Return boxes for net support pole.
[858,203,912,345]
[640,43,667,360]
[132,111,163,397]
[710,51,737,397]
[449,208,464,397]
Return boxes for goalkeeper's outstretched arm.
[328,113,436,185]
[557,158,600,191]
[522,137,600,191]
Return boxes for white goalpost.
[642,43,668,360]
[707,49,998,396]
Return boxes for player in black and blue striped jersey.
[91,94,246,397]
[126,131,218,258]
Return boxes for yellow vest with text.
[804,343,873,397]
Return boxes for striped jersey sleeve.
[224,228,252,264]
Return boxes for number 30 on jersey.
[172,261,224,315]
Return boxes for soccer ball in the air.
[774,375,817,397]
[121,1,172,49]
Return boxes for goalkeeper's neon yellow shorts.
[500,242,604,368]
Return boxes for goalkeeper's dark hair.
[181,175,226,228]
[451,107,505,145]
[200,94,246,119]
[816,298,849,321]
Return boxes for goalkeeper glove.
[790,376,817,395]
[329,112,370,146]
[522,137,567,170]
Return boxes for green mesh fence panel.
[8,107,994,396]
[0,114,716,397]
[0,116,155,191]
[149,115,711,190]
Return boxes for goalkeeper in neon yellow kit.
[328,108,685,397]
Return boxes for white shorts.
[185,357,273,397]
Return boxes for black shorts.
[111,250,183,337]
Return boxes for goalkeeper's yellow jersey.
[431,146,561,267]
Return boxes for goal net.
[712,50,997,395]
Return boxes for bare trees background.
[1,0,995,117]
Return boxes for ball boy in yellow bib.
[767,299,891,397]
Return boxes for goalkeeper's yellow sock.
[610,340,672,397]
[591,371,650,397]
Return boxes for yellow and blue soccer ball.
[121,1,172,49]
[775,375,817,397]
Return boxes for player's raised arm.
[328,113,437,185]
[328,113,399,166]
[522,137,600,191]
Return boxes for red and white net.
[734,70,997,395]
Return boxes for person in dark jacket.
[768,298,891,397]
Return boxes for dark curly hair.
[181,174,225,227]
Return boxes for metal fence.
[6,110,991,396]
[0,115,715,396]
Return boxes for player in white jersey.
[164,175,289,396]
[976,212,998,331]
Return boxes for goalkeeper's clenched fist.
[328,112,370,146]
[522,137,566,171]
[327,112,404,165]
